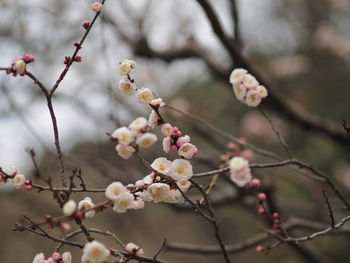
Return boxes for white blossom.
[151,157,172,175]
[136,133,157,148]
[62,200,77,216]
[136,88,154,104]
[178,143,198,159]
[131,197,145,209]
[13,173,25,188]
[78,197,95,218]
[162,137,172,153]
[32,253,45,263]
[113,192,134,213]
[111,127,134,145]
[129,117,148,131]
[150,98,165,107]
[177,180,191,192]
[61,252,72,263]
[243,74,259,88]
[125,242,144,256]
[147,183,171,202]
[257,85,268,98]
[229,157,252,187]
[148,110,159,128]
[170,159,193,181]
[245,90,262,107]
[229,68,247,84]
[105,182,127,201]
[233,84,247,101]
[82,240,110,263]
[161,123,173,136]
[119,59,136,75]
[115,144,135,159]
[118,76,136,96]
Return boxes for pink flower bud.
[257,207,265,214]
[255,246,265,253]
[250,178,261,189]
[273,212,280,219]
[257,193,266,201]
[74,55,82,62]
[52,252,61,261]
[25,185,33,191]
[82,21,90,29]
[22,53,35,63]
[176,135,190,147]
[170,145,178,151]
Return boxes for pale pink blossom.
[13,173,25,188]
[111,127,134,145]
[245,90,262,107]
[170,159,193,181]
[61,252,72,263]
[151,157,172,175]
[113,192,134,213]
[178,143,198,159]
[115,144,135,159]
[125,242,144,256]
[62,200,77,216]
[162,137,172,153]
[176,135,190,147]
[177,180,191,192]
[150,98,165,107]
[147,183,171,202]
[105,182,127,201]
[233,84,247,101]
[257,85,268,98]
[90,2,103,12]
[32,253,45,263]
[229,157,252,187]
[161,123,173,136]
[243,74,259,88]
[82,240,110,263]
[229,68,248,84]
[136,133,157,148]
[136,88,154,104]
[148,110,159,128]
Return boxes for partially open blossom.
[113,192,134,213]
[151,157,172,175]
[245,90,262,107]
[176,135,190,147]
[162,137,172,153]
[129,117,148,131]
[82,240,110,263]
[233,84,247,101]
[136,133,157,148]
[90,2,103,12]
[115,144,135,159]
[105,182,127,201]
[125,242,144,256]
[257,85,268,98]
[178,143,198,159]
[119,59,136,75]
[170,159,193,181]
[150,98,165,107]
[62,200,77,216]
[32,253,45,263]
[14,59,26,75]
[161,123,173,136]
[177,180,191,192]
[119,76,136,96]
[229,157,252,187]
[78,197,95,218]
[147,183,171,202]
[136,88,154,104]
[243,74,259,88]
[111,127,134,145]
[229,68,247,84]
[61,252,72,263]
[148,110,159,128]
[13,173,25,188]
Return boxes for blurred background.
[1,0,350,262]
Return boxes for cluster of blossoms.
[229,68,268,107]
[111,117,157,159]
[105,157,192,212]
[0,166,26,189]
[32,251,71,263]
[6,53,35,76]
[62,197,96,218]
[161,123,198,159]
[117,59,165,129]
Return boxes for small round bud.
[74,55,82,62]
[273,212,280,219]
[22,53,35,63]
[257,193,266,201]
[250,178,261,189]
[25,179,32,185]
[257,207,265,214]
[25,185,33,191]
[51,252,61,261]
[82,21,90,29]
